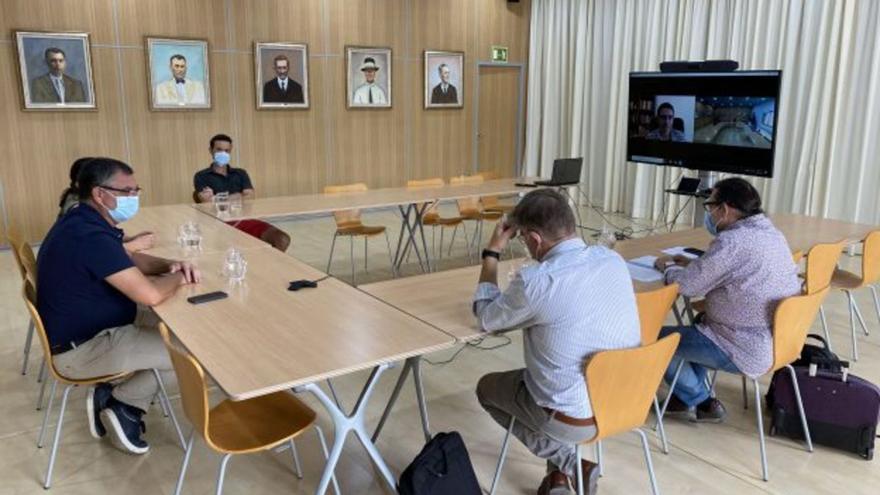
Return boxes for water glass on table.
[229,195,242,216]
[178,221,202,251]
[213,192,230,216]
[222,247,247,284]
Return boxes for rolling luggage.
[767,360,880,460]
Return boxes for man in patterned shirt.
[654,178,801,422]
[474,189,641,495]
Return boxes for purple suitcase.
[767,365,880,460]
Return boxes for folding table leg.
[371,356,432,444]
[296,364,397,495]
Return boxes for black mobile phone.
[187,291,228,305]
[684,247,705,257]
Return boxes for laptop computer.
[664,177,708,196]
[516,158,583,187]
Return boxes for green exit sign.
[491,46,509,62]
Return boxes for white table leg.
[296,364,397,495]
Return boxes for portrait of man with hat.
[347,47,391,108]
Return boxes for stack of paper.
[626,256,663,282]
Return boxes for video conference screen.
[627,71,781,177]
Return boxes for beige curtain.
[525,0,880,225]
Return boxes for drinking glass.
[229,195,242,216]
[178,221,202,250]
[222,247,246,283]
[214,192,230,215]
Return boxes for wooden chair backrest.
[18,243,37,286]
[804,241,845,294]
[791,250,804,265]
[772,286,830,372]
[860,230,880,286]
[158,323,212,445]
[6,223,27,281]
[635,284,679,345]
[450,175,484,213]
[324,183,367,226]
[407,178,444,188]
[21,280,68,384]
[585,334,679,441]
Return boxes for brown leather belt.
[543,408,596,427]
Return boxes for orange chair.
[324,183,395,285]
[22,280,184,489]
[830,231,880,360]
[159,323,338,495]
[450,175,501,260]
[489,335,680,495]
[6,223,38,376]
[801,240,846,352]
[661,287,828,481]
[407,178,467,261]
[636,284,680,455]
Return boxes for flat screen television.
[627,70,781,177]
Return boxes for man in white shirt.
[154,54,206,106]
[474,189,641,495]
[352,57,387,105]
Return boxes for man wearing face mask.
[37,157,200,455]
[653,178,800,423]
[473,189,640,495]
[193,133,291,251]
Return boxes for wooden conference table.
[193,177,534,273]
[359,213,879,439]
[130,207,456,495]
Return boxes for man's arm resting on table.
[106,267,185,307]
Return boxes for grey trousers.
[476,369,597,477]
[53,309,175,413]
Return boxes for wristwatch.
[481,249,501,260]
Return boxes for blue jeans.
[659,325,741,407]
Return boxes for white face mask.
[107,195,139,223]
[213,151,231,166]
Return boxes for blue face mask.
[213,151,231,166]
[108,195,139,223]
[703,209,719,236]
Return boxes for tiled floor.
[2,204,878,494]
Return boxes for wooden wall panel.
[1,0,530,242]
[0,0,116,44]
[229,0,326,53]
[116,0,228,47]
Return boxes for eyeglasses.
[100,185,142,196]
[702,201,720,212]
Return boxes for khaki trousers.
[476,369,597,477]
[53,309,175,413]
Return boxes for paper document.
[661,246,700,259]
[626,256,663,283]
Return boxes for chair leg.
[851,292,870,336]
[364,237,368,273]
[786,364,814,452]
[658,360,684,421]
[154,369,186,450]
[36,361,48,410]
[870,285,880,327]
[21,319,35,375]
[289,439,304,479]
[349,236,356,286]
[742,375,749,410]
[708,370,719,397]
[847,291,860,361]
[174,432,196,495]
[37,357,46,383]
[38,379,58,448]
[315,426,341,495]
[215,453,232,495]
[596,440,604,476]
[575,444,584,495]
[653,396,669,454]
[634,429,661,495]
[44,384,73,489]
[671,302,684,326]
[819,305,833,351]
[489,416,515,495]
[753,379,769,481]
[326,232,338,274]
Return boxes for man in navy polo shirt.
[38,157,200,454]
[193,133,291,251]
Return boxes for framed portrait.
[255,42,309,110]
[346,46,392,109]
[424,51,464,109]
[146,37,211,110]
[14,31,96,111]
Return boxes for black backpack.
[397,432,482,495]
[791,334,842,372]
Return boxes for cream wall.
[0,0,530,242]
